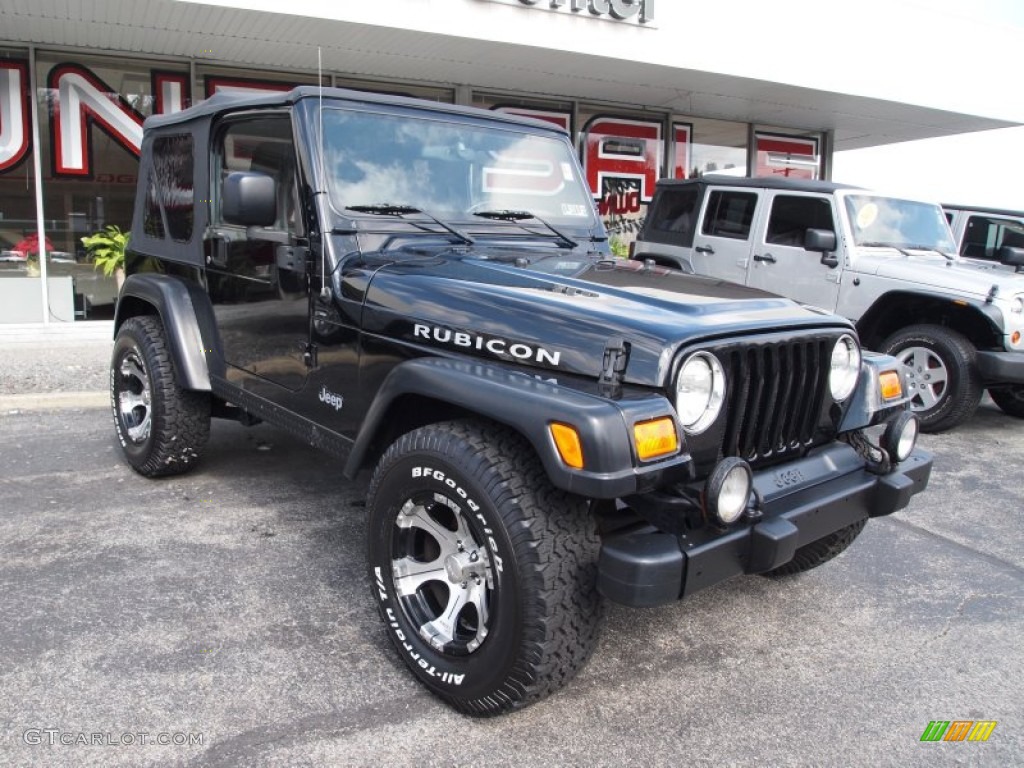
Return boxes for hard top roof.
[943,202,1024,219]
[654,176,862,195]
[143,85,568,135]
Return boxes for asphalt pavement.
[0,323,1021,767]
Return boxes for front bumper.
[598,442,933,607]
[976,350,1024,385]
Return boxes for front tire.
[880,324,982,432]
[367,420,601,716]
[110,315,210,477]
[989,385,1024,418]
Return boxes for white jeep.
[633,177,1024,431]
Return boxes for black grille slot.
[716,334,835,464]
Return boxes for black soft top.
[143,85,569,136]
[654,176,862,195]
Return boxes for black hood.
[359,246,852,386]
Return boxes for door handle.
[753,252,776,263]
[695,245,715,255]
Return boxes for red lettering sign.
[49,63,145,176]
[583,116,661,201]
[0,61,30,172]
[672,123,692,179]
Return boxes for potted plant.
[81,225,129,291]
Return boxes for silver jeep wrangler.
[633,177,1024,431]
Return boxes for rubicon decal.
[413,324,561,367]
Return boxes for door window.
[962,215,1024,260]
[701,191,757,240]
[765,195,834,247]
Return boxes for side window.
[963,215,1024,260]
[765,195,834,247]
[217,118,301,236]
[702,191,757,240]
[144,134,194,242]
[647,188,699,236]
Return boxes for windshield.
[844,194,956,252]
[321,109,596,228]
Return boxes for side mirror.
[804,228,837,253]
[997,245,1024,270]
[222,171,276,227]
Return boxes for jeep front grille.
[714,334,836,465]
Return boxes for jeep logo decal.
[413,324,561,367]
[318,386,344,411]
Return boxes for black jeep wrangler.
[110,87,932,715]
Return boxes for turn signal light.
[634,417,679,461]
[879,370,903,400]
[550,423,584,469]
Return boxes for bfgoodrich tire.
[110,315,210,477]
[989,385,1024,418]
[763,519,867,578]
[880,324,982,433]
[367,420,601,716]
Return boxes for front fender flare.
[344,357,691,499]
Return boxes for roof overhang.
[1,0,1018,150]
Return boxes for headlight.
[1011,296,1024,314]
[829,334,861,402]
[675,351,726,434]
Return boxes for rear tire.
[366,420,601,716]
[110,315,210,477]
[763,519,867,578]
[880,324,982,432]
[989,385,1024,418]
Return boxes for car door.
[690,188,762,285]
[204,114,311,395]
[744,191,841,311]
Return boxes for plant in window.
[82,225,130,289]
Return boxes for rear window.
[143,134,195,242]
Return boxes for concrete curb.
[0,391,108,412]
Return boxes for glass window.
[144,135,194,241]
[647,187,700,235]
[702,191,757,240]
[844,195,956,252]
[684,117,748,178]
[765,195,833,246]
[754,128,822,179]
[962,215,1024,260]
[322,109,595,227]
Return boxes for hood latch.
[599,337,631,398]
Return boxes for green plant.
[608,235,631,259]
[82,225,129,276]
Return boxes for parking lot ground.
[0,401,1021,767]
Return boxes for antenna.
[318,46,328,299]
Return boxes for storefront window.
[684,117,748,178]
[754,126,822,179]
[0,51,34,267]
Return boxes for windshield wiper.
[859,241,914,258]
[903,244,956,262]
[860,241,955,261]
[473,209,578,249]
[346,203,474,245]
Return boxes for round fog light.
[882,412,918,463]
[706,457,753,525]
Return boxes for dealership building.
[1,0,1021,322]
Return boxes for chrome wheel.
[390,492,494,655]
[896,345,948,412]
[116,351,152,443]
